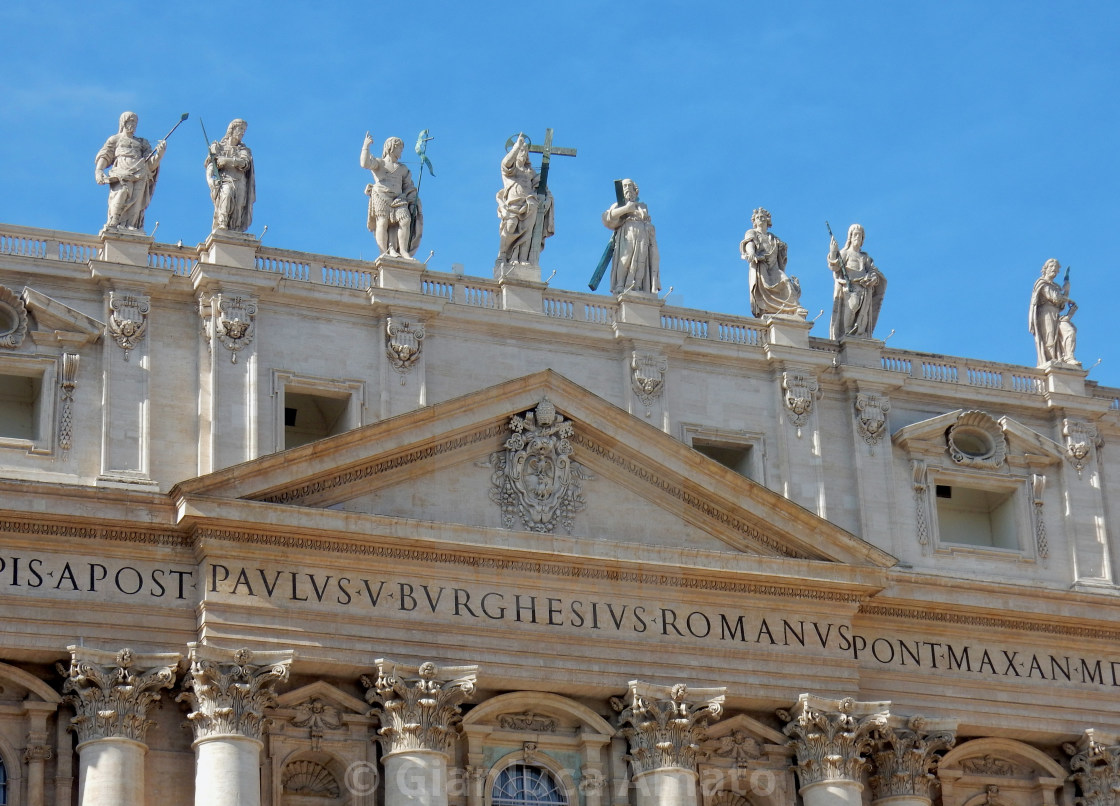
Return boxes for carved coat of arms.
[215,294,257,363]
[386,319,425,376]
[108,292,150,360]
[485,398,591,534]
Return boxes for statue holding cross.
[495,128,576,273]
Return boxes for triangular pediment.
[174,371,895,568]
[23,287,104,345]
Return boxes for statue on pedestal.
[1029,259,1079,366]
[205,119,255,233]
[827,223,887,339]
[740,208,804,318]
[497,134,553,268]
[95,111,166,232]
[603,179,659,294]
[360,133,422,258]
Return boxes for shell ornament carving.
[282,760,341,797]
[0,286,29,349]
[946,410,1006,470]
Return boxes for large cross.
[525,128,576,267]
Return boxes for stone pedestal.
[378,255,426,292]
[60,646,180,806]
[180,643,294,806]
[494,261,542,283]
[837,336,885,369]
[99,229,153,266]
[779,695,890,806]
[766,316,812,350]
[363,660,478,806]
[201,230,258,270]
[614,681,725,806]
[617,291,663,328]
[1044,362,1087,396]
[498,276,545,313]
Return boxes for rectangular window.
[681,424,764,484]
[270,370,365,453]
[935,484,1019,550]
[0,373,41,440]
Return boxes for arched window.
[492,765,567,806]
[0,756,7,805]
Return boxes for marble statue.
[603,179,660,294]
[497,134,553,267]
[95,111,166,231]
[205,119,255,232]
[1029,259,1079,366]
[740,208,805,318]
[360,132,423,259]
[827,223,887,340]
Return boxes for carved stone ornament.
[59,353,79,451]
[498,711,559,732]
[911,459,929,547]
[0,285,29,349]
[485,397,591,534]
[776,694,889,787]
[1064,733,1120,806]
[867,715,956,801]
[781,371,819,437]
[1063,418,1100,476]
[214,294,257,364]
[361,659,477,756]
[177,643,293,742]
[712,728,762,766]
[107,291,150,360]
[292,697,344,751]
[855,392,891,446]
[946,410,1006,470]
[283,760,341,798]
[1032,473,1049,559]
[386,318,425,377]
[612,680,726,775]
[631,352,667,417]
[960,754,1016,777]
[24,745,53,763]
[522,741,539,763]
[58,645,181,745]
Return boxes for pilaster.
[197,291,260,472]
[59,646,180,806]
[613,681,725,806]
[868,716,956,806]
[179,643,294,806]
[362,659,478,806]
[778,694,890,806]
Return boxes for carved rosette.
[178,643,293,742]
[58,646,180,745]
[361,659,477,756]
[107,291,150,360]
[214,294,257,363]
[485,397,592,534]
[1063,419,1100,476]
[386,318,426,377]
[868,715,956,801]
[777,695,889,788]
[855,392,891,446]
[1065,733,1120,806]
[781,371,819,437]
[612,681,726,775]
[0,285,29,348]
[59,353,79,451]
[631,352,667,417]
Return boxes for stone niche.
[937,737,1066,806]
[698,714,796,806]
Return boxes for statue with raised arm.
[827,223,887,339]
[1029,259,1079,366]
[603,179,659,294]
[740,207,805,318]
[360,132,423,258]
[205,119,255,232]
[95,111,166,231]
[496,133,553,268]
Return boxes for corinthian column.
[868,716,956,806]
[778,694,889,806]
[179,643,293,806]
[59,646,180,806]
[613,681,726,806]
[362,659,478,806]
[1065,730,1120,806]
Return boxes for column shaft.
[195,735,264,806]
[77,737,146,806]
[384,749,449,806]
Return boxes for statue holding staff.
[95,111,167,231]
[360,132,423,258]
[1029,259,1079,366]
[603,178,660,294]
[827,223,887,339]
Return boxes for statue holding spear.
[95,111,188,232]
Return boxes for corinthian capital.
[1065,730,1120,806]
[362,659,478,755]
[179,643,293,742]
[612,680,726,775]
[868,715,956,801]
[58,646,181,745]
[777,694,890,787]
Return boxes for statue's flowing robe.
[604,201,659,294]
[829,248,886,340]
[209,138,255,232]
[1029,277,1066,365]
[96,133,159,229]
[741,228,799,317]
[497,162,553,264]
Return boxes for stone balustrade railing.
[2,222,1116,405]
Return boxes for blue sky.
[2,1,1119,388]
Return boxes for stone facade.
[0,222,1117,805]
